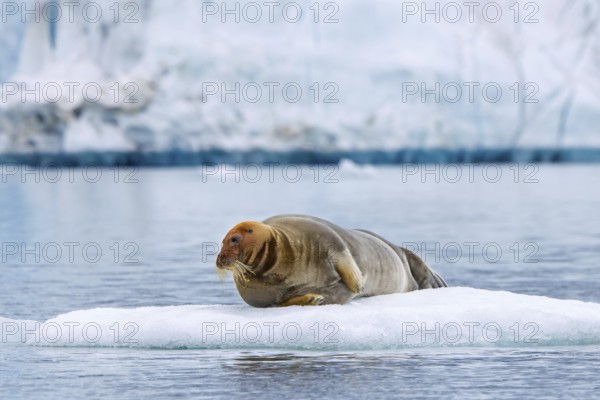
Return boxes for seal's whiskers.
[227,260,253,282]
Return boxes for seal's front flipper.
[279,294,325,307]
[333,251,365,294]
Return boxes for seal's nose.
[216,251,229,268]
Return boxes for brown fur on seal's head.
[216,221,276,281]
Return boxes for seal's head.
[216,221,274,279]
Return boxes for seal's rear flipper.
[402,248,448,289]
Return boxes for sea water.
[0,163,599,398]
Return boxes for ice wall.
[1,0,599,154]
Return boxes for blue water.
[1,164,599,398]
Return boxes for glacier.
[0,0,599,158]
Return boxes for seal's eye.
[248,229,254,234]
[231,235,241,244]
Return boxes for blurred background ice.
[0,0,599,158]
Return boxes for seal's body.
[216,215,447,307]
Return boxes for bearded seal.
[216,214,447,307]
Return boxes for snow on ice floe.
[2,288,600,350]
